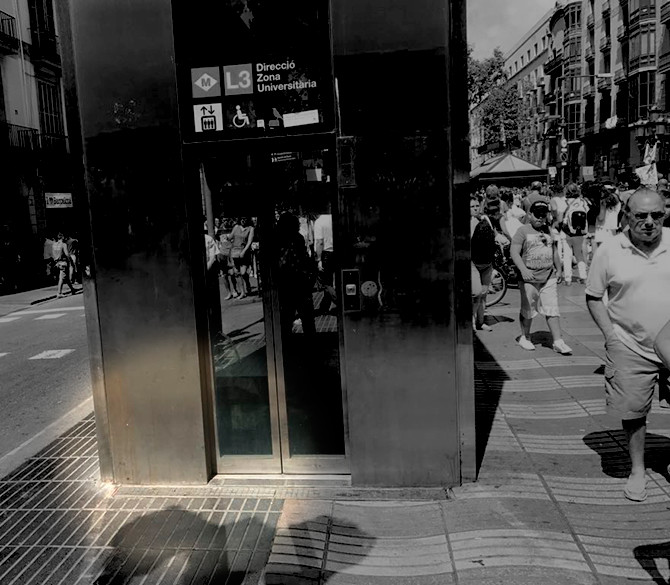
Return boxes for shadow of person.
[92,505,259,584]
[584,430,670,479]
[263,514,376,584]
[634,541,670,584]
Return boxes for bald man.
[586,188,670,502]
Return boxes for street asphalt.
[0,286,92,475]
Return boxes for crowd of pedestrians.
[471,176,670,502]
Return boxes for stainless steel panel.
[332,0,472,487]
[64,0,212,484]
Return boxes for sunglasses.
[631,211,665,222]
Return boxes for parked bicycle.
[486,241,518,307]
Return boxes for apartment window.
[565,103,582,140]
[630,23,656,67]
[542,36,547,50]
[534,43,538,56]
[565,4,582,30]
[630,0,654,13]
[37,79,64,137]
[527,49,531,62]
[521,55,525,67]
[629,70,656,120]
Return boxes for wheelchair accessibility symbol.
[233,105,250,128]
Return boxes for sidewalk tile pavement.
[1,282,669,583]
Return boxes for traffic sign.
[191,67,221,98]
[560,138,568,148]
[560,151,568,162]
[193,104,223,132]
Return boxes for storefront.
[59,0,474,487]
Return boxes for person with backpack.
[562,183,590,285]
[510,201,572,354]
[471,195,499,331]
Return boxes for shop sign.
[548,166,557,177]
[45,193,73,209]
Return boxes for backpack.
[563,199,589,236]
[471,216,497,265]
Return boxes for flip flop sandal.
[624,484,648,502]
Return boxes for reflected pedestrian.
[276,212,316,338]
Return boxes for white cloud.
[468,0,556,59]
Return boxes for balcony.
[29,28,61,70]
[566,25,582,39]
[614,67,627,83]
[603,0,611,15]
[585,47,595,61]
[660,48,670,73]
[587,14,595,29]
[544,51,564,73]
[583,83,596,97]
[598,75,613,90]
[662,1,670,24]
[600,35,612,51]
[630,54,657,71]
[0,10,19,54]
[617,24,628,41]
[0,122,68,153]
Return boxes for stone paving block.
[457,566,598,585]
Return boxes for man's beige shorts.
[605,337,669,420]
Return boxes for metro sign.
[191,67,221,98]
[195,73,218,92]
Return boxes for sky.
[467,0,556,59]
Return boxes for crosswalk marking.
[34,313,67,320]
[12,307,84,315]
[28,350,75,360]
[0,317,21,323]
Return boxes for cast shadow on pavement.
[473,336,510,477]
[583,430,670,480]
[264,514,377,584]
[634,542,670,585]
[92,507,374,584]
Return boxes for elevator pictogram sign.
[193,104,223,132]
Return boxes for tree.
[468,47,506,107]
[468,47,526,146]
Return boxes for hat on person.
[485,184,500,199]
[529,201,550,216]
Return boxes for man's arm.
[654,320,670,368]
[586,294,616,343]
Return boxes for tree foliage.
[468,47,506,106]
[468,47,526,145]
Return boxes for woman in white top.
[594,185,621,248]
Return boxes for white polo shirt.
[585,228,670,362]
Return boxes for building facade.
[0,0,71,290]
[504,11,553,168]
[472,0,670,184]
[543,0,670,182]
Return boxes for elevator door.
[200,143,347,474]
